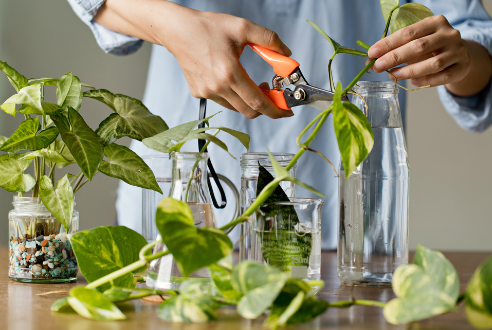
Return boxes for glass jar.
[239,152,296,261]
[251,198,324,281]
[141,155,173,242]
[338,81,409,287]
[8,197,79,283]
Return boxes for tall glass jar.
[239,153,296,261]
[147,152,216,290]
[8,197,79,283]
[338,81,409,287]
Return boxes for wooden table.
[1,247,489,330]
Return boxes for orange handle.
[261,88,290,110]
[250,44,299,77]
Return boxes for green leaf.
[383,246,459,325]
[85,89,168,144]
[51,297,72,312]
[98,143,162,193]
[3,84,42,111]
[0,154,36,192]
[390,4,434,34]
[337,47,368,57]
[17,104,42,116]
[357,40,371,50]
[39,175,74,231]
[465,256,492,329]
[272,296,329,328]
[0,118,58,153]
[193,126,250,151]
[52,107,103,180]
[0,60,29,92]
[380,0,400,23]
[156,197,233,277]
[41,101,64,115]
[0,103,15,116]
[332,83,374,179]
[23,149,69,163]
[57,72,82,110]
[68,287,125,321]
[28,77,58,86]
[50,139,75,168]
[157,279,220,323]
[307,20,340,53]
[168,132,236,158]
[142,114,218,153]
[208,263,243,303]
[231,261,290,319]
[0,135,8,145]
[102,287,132,302]
[69,226,147,292]
[266,150,325,198]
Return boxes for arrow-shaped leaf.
[3,84,42,111]
[98,143,162,193]
[57,72,82,110]
[0,60,29,92]
[0,118,58,153]
[0,153,36,193]
[23,149,69,163]
[39,175,74,231]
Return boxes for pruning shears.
[250,44,349,110]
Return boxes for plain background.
[0,1,491,251]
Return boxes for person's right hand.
[161,10,293,119]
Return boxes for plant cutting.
[42,0,492,328]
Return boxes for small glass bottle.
[8,197,79,283]
[147,152,216,289]
[239,152,296,261]
[338,81,409,287]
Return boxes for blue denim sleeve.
[416,0,492,132]
[67,0,143,55]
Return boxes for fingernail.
[373,59,386,72]
[391,69,402,79]
[282,45,292,56]
[368,47,381,58]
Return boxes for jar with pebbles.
[8,197,79,283]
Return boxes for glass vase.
[239,152,296,261]
[8,197,79,283]
[251,198,324,281]
[337,81,409,287]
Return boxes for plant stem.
[328,52,337,92]
[381,6,400,39]
[328,300,386,308]
[456,292,466,305]
[73,178,89,194]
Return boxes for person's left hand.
[367,15,470,88]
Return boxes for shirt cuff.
[437,82,492,133]
[67,0,143,55]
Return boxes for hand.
[96,1,293,119]
[367,15,472,90]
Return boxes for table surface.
[1,247,490,330]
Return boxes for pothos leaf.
[208,263,243,303]
[155,197,233,277]
[52,107,103,180]
[98,143,162,193]
[332,83,374,179]
[307,20,339,52]
[383,246,459,325]
[157,280,220,323]
[0,153,36,193]
[142,113,218,153]
[68,287,125,321]
[380,0,400,23]
[337,47,368,57]
[0,60,29,92]
[51,297,71,312]
[465,255,492,329]
[39,175,74,231]
[390,3,433,34]
[69,226,148,292]
[193,126,250,151]
[168,132,236,159]
[0,118,58,153]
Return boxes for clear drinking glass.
[147,152,216,290]
[8,197,79,283]
[251,198,324,281]
[239,153,296,261]
[141,155,173,242]
[337,81,409,287]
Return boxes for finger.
[388,52,459,81]
[221,88,262,119]
[368,15,443,58]
[208,95,238,112]
[411,64,465,87]
[259,82,270,91]
[372,33,447,73]
[231,67,294,119]
[243,21,292,56]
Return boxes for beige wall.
[0,1,491,251]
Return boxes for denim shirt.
[67,0,492,249]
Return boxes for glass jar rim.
[12,196,76,206]
[141,154,172,160]
[352,81,399,94]
[240,152,296,167]
[250,197,324,206]
[171,151,209,159]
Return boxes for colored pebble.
[40,240,48,247]
[31,264,42,273]
[36,236,44,241]
[18,245,26,253]
[48,246,55,252]
[47,251,54,256]
[48,263,54,269]
[26,254,31,262]
[62,250,67,259]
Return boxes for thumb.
[245,22,292,56]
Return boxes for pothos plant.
[44,0,491,329]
